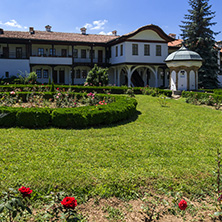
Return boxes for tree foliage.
[180,0,219,88]
[85,64,109,86]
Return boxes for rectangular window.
[61,49,67,57]
[50,48,56,56]
[3,47,9,58]
[76,69,81,78]
[81,49,86,58]
[16,47,22,59]
[36,69,42,78]
[132,44,138,55]
[38,48,44,56]
[74,49,78,58]
[156,45,161,56]
[43,69,48,78]
[144,44,150,56]
[82,70,87,79]
[120,45,123,56]
[115,46,118,57]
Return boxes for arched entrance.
[120,68,128,86]
[130,66,156,87]
[131,70,144,87]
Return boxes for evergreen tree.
[85,64,109,86]
[180,0,219,88]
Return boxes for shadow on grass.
[87,110,142,130]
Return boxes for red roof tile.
[0,30,119,43]
[168,39,183,47]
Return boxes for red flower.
[61,197,77,209]
[218,194,222,202]
[18,186,33,198]
[178,199,187,210]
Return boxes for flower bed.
[0,84,172,97]
[0,93,137,128]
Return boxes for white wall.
[178,70,187,90]
[170,71,176,91]
[189,70,196,90]
[128,30,165,41]
[0,59,30,77]
[110,42,168,65]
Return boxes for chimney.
[29,27,35,34]
[169,33,176,39]
[112,30,117,36]
[80,27,87,35]
[0,28,4,34]
[45,25,52,32]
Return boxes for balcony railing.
[0,52,27,59]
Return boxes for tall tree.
[180,0,219,88]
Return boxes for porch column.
[105,46,108,65]
[154,66,158,88]
[52,44,55,56]
[71,45,75,85]
[126,65,132,87]
[162,67,166,87]
[117,68,120,86]
[52,66,54,82]
[143,68,147,87]
[114,68,117,86]
[90,45,94,68]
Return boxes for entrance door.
[3,47,9,58]
[59,70,65,84]
[98,50,103,63]
[53,70,58,84]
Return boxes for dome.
[165,45,202,62]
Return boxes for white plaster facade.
[0,24,174,86]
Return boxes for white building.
[0,24,174,87]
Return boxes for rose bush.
[18,186,33,198]
[178,199,187,210]
[61,196,77,209]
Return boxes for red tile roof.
[0,30,119,43]
[168,39,183,47]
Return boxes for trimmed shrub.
[0,94,137,129]
[51,108,88,128]
[16,108,51,128]
[0,107,17,127]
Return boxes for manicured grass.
[0,95,221,201]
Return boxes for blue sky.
[0,0,222,40]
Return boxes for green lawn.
[1,95,222,201]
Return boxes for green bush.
[85,64,109,86]
[16,108,51,128]
[51,108,88,128]
[0,107,17,127]
[0,84,172,96]
[0,95,137,129]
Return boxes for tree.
[85,64,109,86]
[180,0,219,88]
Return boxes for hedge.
[0,95,137,129]
[0,84,172,96]
[181,91,222,102]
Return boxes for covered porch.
[108,64,170,88]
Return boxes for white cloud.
[84,23,93,29]
[80,19,108,31]
[4,19,22,28]
[99,31,112,35]
[91,19,108,30]
[1,19,27,30]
